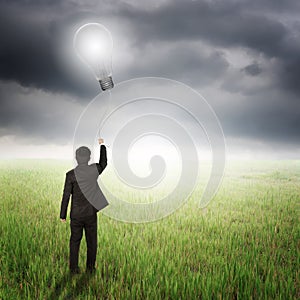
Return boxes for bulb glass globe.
[74,23,114,90]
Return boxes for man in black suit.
[60,138,109,275]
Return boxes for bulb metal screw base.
[99,76,114,91]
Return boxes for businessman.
[60,138,109,275]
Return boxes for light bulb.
[74,23,114,91]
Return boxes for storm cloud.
[0,0,299,158]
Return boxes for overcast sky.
[0,0,299,159]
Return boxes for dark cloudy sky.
[0,0,299,159]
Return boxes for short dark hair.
[75,146,91,164]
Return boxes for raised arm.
[96,138,107,175]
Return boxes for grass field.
[0,159,299,299]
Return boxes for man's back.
[60,145,108,220]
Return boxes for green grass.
[0,159,299,299]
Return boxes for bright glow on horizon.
[0,134,298,161]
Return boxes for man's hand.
[60,219,66,223]
[98,138,104,145]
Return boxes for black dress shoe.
[86,267,96,275]
[70,267,80,275]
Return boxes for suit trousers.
[69,213,97,271]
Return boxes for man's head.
[75,146,91,164]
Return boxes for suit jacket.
[60,145,109,220]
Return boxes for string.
[97,90,112,147]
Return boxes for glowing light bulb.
[74,23,114,91]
